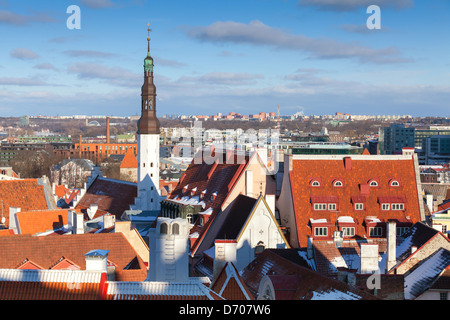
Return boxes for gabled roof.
[0,233,147,281]
[120,148,138,169]
[75,177,137,220]
[209,262,254,300]
[395,222,449,264]
[240,249,376,300]
[287,155,423,247]
[0,179,55,228]
[167,150,250,255]
[404,248,450,299]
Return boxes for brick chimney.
[344,156,352,171]
[106,117,111,144]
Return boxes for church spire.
[138,22,160,135]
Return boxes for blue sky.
[0,0,449,117]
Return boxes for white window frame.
[342,227,355,237]
[314,203,327,211]
[392,203,404,210]
[396,227,409,236]
[334,181,343,187]
[355,203,364,210]
[314,227,328,237]
[382,203,390,210]
[369,227,382,237]
[391,180,400,187]
[370,181,378,187]
[311,181,320,187]
[328,203,337,211]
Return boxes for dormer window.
[369,180,378,187]
[183,185,189,193]
[200,190,206,199]
[309,178,322,187]
[333,180,343,187]
[390,180,400,187]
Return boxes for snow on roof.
[310,218,328,224]
[311,289,362,300]
[404,248,450,299]
[337,216,355,223]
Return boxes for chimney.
[85,249,109,273]
[87,204,98,220]
[73,212,84,234]
[106,117,111,144]
[344,157,352,171]
[8,207,21,234]
[103,214,115,229]
[426,194,434,213]
[386,220,397,273]
[360,244,379,274]
[213,240,237,281]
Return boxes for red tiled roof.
[0,233,147,281]
[167,151,250,255]
[288,155,423,247]
[120,148,138,169]
[0,179,52,228]
[75,177,137,220]
[210,262,254,300]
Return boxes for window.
[369,227,382,237]
[311,181,320,187]
[160,223,168,234]
[392,203,404,210]
[314,203,327,211]
[342,227,355,237]
[314,227,328,237]
[369,181,378,187]
[391,180,400,187]
[355,203,364,210]
[382,203,390,210]
[328,203,337,211]
[440,292,448,301]
[397,227,409,236]
[334,181,343,187]
[172,223,180,235]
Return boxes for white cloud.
[297,0,413,11]
[10,48,39,60]
[187,20,410,64]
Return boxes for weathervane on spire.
[147,22,152,53]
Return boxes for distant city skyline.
[0,0,449,118]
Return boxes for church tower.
[136,24,161,211]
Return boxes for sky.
[0,0,449,118]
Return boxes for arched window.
[334,180,343,187]
[369,180,378,187]
[172,223,180,235]
[311,181,320,187]
[160,223,168,234]
[390,180,400,187]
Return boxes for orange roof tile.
[120,148,138,169]
[15,209,70,235]
[288,155,423,247]
[0,179,52,228]
[0,233,147,281]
